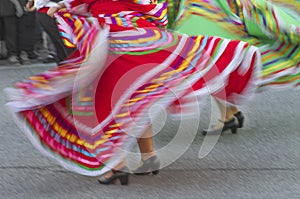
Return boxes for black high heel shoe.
[234,111,244,128]
[133,155,160,175]
[97,167,129,185]
[202,117,239,135]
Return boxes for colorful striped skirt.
[174,0,300,91]
[5,10,260,176]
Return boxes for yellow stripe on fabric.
[190,8,215,20]
[109,123,124,128]
[103,134,112,139]
[74,20,82,32]
[128,96,145,103]
[105,128,119,134]
[113,30,162,44]
[39,107,102,148]
[146,84,160,89]
[63,40,76,48]
[161,69,179,77]
[189,2,228,20]
[261,53,276,63]
[145,8,167,21]
[293,50,300,61]
[265,3,280,36]
[233,0,244,19]
[134,89,154,94]
[115,17,123,26]
[116,112,130,117]
[261,60,291,76]
[176,36,201,73]
[121,102,136,107]
[87,128,122,149]
[40,107,85,145]
[84,139,106,149]
[32,82,53,90]
[29,76,48,83]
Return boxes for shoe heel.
[231,127,237,134]
[240,119,244,128]
[234,111,244,128]
[237,116,244,128]
[97,167,129,185]
[119,174,129,185]
[152,170,159,175]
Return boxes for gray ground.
[0,63,299,199]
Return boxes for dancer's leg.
[97,126,158,183]
[202,98,240,135]
[137,125,155,160]
[134,125,160,175]
[229,105,239,116]
[229,105,244,128]
[215,98,234,122]
[215,98,244,125]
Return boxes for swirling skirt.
[5,11,260,176]
[175,0,300,91]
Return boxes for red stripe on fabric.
[226,48,256,95]
[21,109,102,169]
[191,37,232,91]
[37,7,49,13]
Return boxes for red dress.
[5,0,261,175]
[65,0,167,31]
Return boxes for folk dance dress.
[5,0,261,176]
[174,0,300,91]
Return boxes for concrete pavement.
[0,63,299,198]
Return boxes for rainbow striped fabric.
[175,0,300,90]
[5,8,261,175]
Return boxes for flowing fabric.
[175,0,300,91]
[5,0,261,176]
